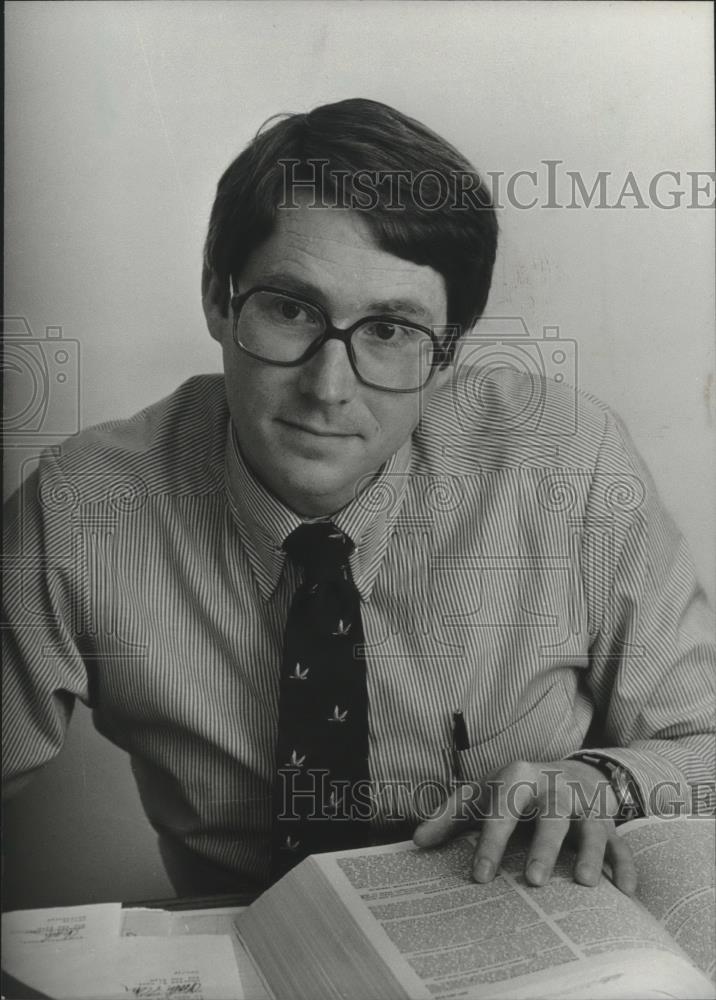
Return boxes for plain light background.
[4,0,715,906]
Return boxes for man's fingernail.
[575,863,598,885]
[527,861,546,885]
[621,875,637,896]
[474,858,494,882]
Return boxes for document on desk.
[121,904,269,1000]
[110,935,244,1000]
[1,903,122,997]
[2,902,245,999]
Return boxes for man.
[3,98,714,899]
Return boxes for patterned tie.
[270,522,371,881]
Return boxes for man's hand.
[413,760,637,895]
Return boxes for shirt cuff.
[564,747,699,817]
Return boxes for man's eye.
[277,300,305,321]
[363,322,423,347]
[272,299,322,327]
[369,323,404,341]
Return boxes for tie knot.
[283,522,355,577]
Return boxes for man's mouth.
[278,419,357,439]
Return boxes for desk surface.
[127,890,258,910]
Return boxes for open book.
[235,817,716,1000]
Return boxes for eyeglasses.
[230,286,456,393]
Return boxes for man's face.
[205,201,450,517]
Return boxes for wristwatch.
[577,754,643,823]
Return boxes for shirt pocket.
[441,676,582,783]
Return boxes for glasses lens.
[235,290,325,362]
[234,290,437,391]
[353,321,434,390]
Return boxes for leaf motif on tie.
[328,706,348,723]
[290,662,309,680]
[287,749,306,768]
[308,583,319,595]
[328,531,344,541]
[332,619,351,636]
[284,836,300,851]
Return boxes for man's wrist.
[555,758,619,818]
[573,753,643,823]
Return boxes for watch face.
[611,765,642,819]
[575,755,643,820]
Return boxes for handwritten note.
[2,905,244,999]
[111,936,243,1000]
[1,903,122,997]
[3,902,122,947]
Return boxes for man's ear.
[202,266,231,344]
[432,360,454,393]
[431,324,460,389]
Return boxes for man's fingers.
[605,833,638,896]
[472,774,536,883]
[573,819,610,887]
[473,814,519,882]
[412,764,631,895]
[523,816,571,886]
[412,782,482,848]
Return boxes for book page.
[317,835,715,999]
[617,817,716,979]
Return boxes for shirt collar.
[224,422,411,602]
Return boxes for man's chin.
[272,462,366,517]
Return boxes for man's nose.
[297,338,358,403]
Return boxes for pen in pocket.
[451,710,470,782]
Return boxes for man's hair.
[203,97,498,338]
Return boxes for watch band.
[577,754,643,822]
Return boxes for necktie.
[270,522,371,881]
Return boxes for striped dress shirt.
[3,369,715,889]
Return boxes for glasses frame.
[230,284,455,394]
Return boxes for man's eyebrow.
[257,272,433,322]
[368,298,432,322]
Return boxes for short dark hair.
[203,97,498,338]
